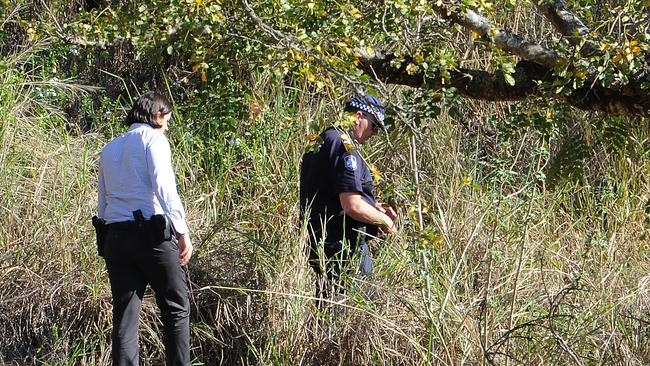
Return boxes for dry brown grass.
[1,37,649,366]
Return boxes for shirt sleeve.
[97,158,106,218]
[328,137,363,194]
[147,134,189,235]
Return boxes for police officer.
[97,91,193,365]
[300,94,398,300]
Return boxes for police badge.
[344,155,358,171]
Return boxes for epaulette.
[339,133,355,152]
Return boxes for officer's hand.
[376,203,397,221]
[384,206,397,221]
[178,233,193,266]
[381,216,398,235]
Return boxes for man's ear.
[355,110,363,125]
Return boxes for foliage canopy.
[3,0,649,183]
[23,0,648,115]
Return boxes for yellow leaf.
[195,0,202,4]
[479,0,494,12]
[406,63,420,75]
[200,69,207,82]
[305,133,319,141]
[370,164,381,181]
[250,99,266,115]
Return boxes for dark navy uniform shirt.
[300,127,378,247]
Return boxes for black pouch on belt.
[91,216,107,257]
[132,210,174,246]
[148,214,174,245]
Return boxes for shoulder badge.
[344,155,358,171]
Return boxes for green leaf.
[462,0,478,8]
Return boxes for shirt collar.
[128,123,153,132]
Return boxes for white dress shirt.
[98,123,189,234]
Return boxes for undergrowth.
[0,47,649,366]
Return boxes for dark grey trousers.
[103,227,190,366]
[310,239,372,303]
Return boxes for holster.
[132,210,175,246]
[91,216,107,257]
[147,214,175,244]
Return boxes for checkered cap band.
[346,95,385,127]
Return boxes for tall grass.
[1,46,649,366]
[0,47,111,364]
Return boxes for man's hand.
[381,216,398,235]
[375,203,398,234]
[339,193,398,235]
[375,202,397,220]
[178,233,193,266]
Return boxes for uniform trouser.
[103,227,190,366]
[310,239,372,302]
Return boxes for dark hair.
[125,91,173,128]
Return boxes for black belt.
[107,220,140,231]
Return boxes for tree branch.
[531,0,601,56]
[359,50,550,100]
[41,0,104,47]
[240,0,373,89]
[431,3,560,69]
[358,50,650,116]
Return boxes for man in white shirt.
[97,91,193,365]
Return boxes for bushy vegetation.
[1,0,649,365]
